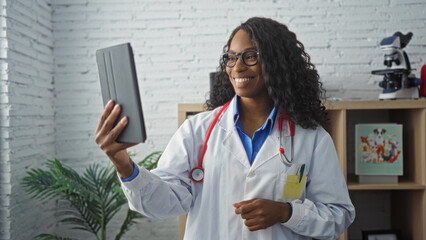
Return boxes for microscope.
[371,32,421,100]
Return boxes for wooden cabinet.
[177,100,426,240]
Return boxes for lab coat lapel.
[251,112,291,171]
[217,98,251,169]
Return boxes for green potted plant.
[22,151,161,240]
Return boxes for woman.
[95,17,355,239]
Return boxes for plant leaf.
[23,152,161,240]
[137,151,162,170]
[32,233,77,240]
[115,209,144,240]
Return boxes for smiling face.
[226,30,269,103]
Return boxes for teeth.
[235,78,251,83]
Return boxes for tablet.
[96,43,147,143]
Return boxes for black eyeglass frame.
[221,50,259,68]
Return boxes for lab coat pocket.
[283,174,306,199]
[275,163,308,202]
[275,173,287,202]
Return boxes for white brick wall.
[1,0,55,239]
[1,0,425,239]
[0,0,9,237]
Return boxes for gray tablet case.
[96,43,147,143]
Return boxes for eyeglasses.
[222,50,259,68]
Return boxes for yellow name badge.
[283,174,306,199]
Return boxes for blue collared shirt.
[233,95,277,165]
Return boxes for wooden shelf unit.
[177,100,426,240]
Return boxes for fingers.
[239,202,261,220]
[95,102,124,144]
[242,219,263,231]
[233,199,289,231]
[237,200,266,231]
[108,115,128,141]
[98,115,128,150]
[233,199,257,215]
[95,101,140,174]
[96,100,114,134]
[102,104,122,136]
[95,101,136,160]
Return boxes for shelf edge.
[348,183,426,190]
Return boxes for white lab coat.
[120,97,355,240]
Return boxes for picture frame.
[362,229,401,240]
[355,123,403,178]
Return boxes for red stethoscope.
[189,101,295,183]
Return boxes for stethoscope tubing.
[278,113,295,166]
[198,101,231,169]
[190,101,231,183]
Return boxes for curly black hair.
[205,17,327,129]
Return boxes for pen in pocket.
[297,164,305,183]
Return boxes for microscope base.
[379,87,419,100]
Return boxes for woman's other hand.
[95,100,138,178]
[233,198,292,231]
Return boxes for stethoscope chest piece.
[190,167,204,183]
